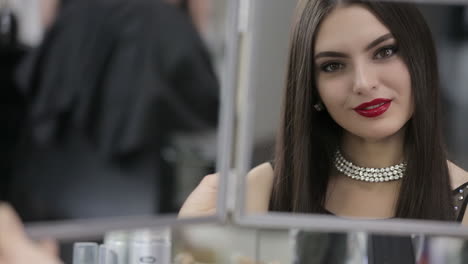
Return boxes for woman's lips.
[354,98,392,118]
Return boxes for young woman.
[180,0,468,224]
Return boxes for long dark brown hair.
[269,0,454,221]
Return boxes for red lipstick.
[354,98,392,118]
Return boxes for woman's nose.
[352,62,378,95]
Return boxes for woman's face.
[314,4,413,141]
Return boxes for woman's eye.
[321,62,344,73]
[375,46,398,59]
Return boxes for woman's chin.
[347,126,405,143]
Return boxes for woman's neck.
[325,129,407,217]
[340,129,406,168]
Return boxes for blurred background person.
[2,0,220,223]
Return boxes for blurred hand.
[0,203,62,264]
[178,174,219,218]
[174,252,196,264]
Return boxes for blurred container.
[129,229,172,264]
[73,242,99,264]
[104,231,130,264]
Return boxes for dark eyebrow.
[365,33,393,52]
[314,51,347,60]
[314,33,394,60]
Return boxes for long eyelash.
[320,62,340,72]
[377,45,398,56]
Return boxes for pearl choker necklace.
[334,150,406,183]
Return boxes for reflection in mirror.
[242,0,468,223]
[292,231,417,264]
[0,0,228,224]
[257,229,468,264]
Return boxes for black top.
[279,162,468,264]
[17,0,219,159]
[453,182,468,222]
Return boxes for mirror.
[257,229,468,264]
[0,0,236,239]
[237,0,468,227]
[171,224,468,264]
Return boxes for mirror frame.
[233,0,468,238]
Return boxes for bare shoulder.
[448,160,468,190]
[245,162,275,213]
[247,162,275,185]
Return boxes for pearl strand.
[334,150,406,183]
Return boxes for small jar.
[128,228,172,264]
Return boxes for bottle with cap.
[128,228,172,264]
[103,231,130,264]
[73,242,99,264]
[99,245,119,264]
